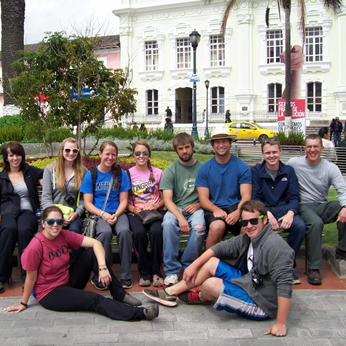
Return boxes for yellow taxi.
[225,121,277,141]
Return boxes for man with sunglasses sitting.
[251,138,305,284]
[143,200,294,337]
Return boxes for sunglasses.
[239,215,264,227]
[64,148,79,154]
[44,218,64,226]
[134,151,149,157]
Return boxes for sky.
[1,0,120,45]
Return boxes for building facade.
[113,0,346,130]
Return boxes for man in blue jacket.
[251,139,305,284]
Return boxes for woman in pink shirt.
[127,141,165,287]
[4,206,158,321]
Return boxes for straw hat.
[206,126,237,142]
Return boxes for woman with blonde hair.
[127,140,164,287]
[42,138,87,241]
[80,141,133,289]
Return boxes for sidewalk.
[0,259,346,345]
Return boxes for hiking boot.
[143,304,159,320]
[0,282,5,294]
[307,269,322,285]
[152,274,164,287]
[120,293,142,306]
[336,248,346,261]
[121,279,133,289]
[139,277,151,287]
[164,274,178,286]
[142,288,177,307]
[178,290,214,305]
[91,278,108,290]
[292,271,301,285]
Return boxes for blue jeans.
[162,208,205,275]
[268,206,306,267]
[334,132,341,146]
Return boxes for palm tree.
[1,0,25,108]
[207,0,342,122]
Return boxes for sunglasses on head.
[64,148,79,154]
[239,215,264,227]
[44,219,64,226]
[134,151,149,157]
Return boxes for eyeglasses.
[261,137,278,144]
[64,148,79,154]
[134,151,149,157]
[239,215,264,227]
[44,219,64,226]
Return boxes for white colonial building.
[113,0,346,133]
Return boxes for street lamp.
[189,29,201,138]
[204,80,210,137]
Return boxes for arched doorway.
[175,87,192,124]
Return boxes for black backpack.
[90,166,122,192]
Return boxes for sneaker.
[164,274,178,286]
[336,247,346,261]
[143,304,159,320]
[142,288,177,307]
[178,290,214,305]
[0,282,5,294]
[139,277,151,287]
[152,274,164,287]
[91,278,108,290]
[120,293,142,306]
[121,279,133,289]
[292,271,301,285]
[307,269,322,285]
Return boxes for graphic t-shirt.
[21,230,84,301]
[128,166,162,208]
[80,166,131,212]
[160,159,203,209]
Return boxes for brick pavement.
[0,290,346,345]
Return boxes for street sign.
[70,88,93,99]
[190,74,200,83]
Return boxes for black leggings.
[39,248,146,321]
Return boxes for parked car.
[225,121,277,141]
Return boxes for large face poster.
[277,99,306,136]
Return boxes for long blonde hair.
[56,138,85,191]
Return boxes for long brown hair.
[99,141,120,189]
[133,140,155,182]
[2,142,26,171]
[56,138,84,191]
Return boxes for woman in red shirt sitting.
[4,206,158,321]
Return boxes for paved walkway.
[1,258,346,345]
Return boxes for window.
[307,82,322,112]
[210,35,225,67]
[266,30,283,64]
[176,38,191,69]
[145,41,158,71]
[268,83,282,112]
[306,27,323,62]
[146,89,158,115]
[211,87,225,114]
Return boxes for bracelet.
[100,211,105,218]
[20,302,28,308]
[98,267,107,271]
[98,264,106,267]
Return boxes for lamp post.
[204,80,210,137]
[189,29,201,138]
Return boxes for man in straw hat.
[195,126,252,248]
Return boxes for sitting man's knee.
[193,224,205,236]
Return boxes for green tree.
[1,0,25,107]
[10,32,137,155]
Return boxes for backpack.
[90,166,122,192]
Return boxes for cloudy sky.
[1,0,120,44]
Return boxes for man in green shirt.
[160,133,206,286]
